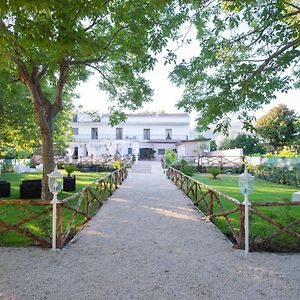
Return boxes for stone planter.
[0,181,11,197]
[63,175,76,192]
[20,179,42,199]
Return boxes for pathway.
[0,161,300,300]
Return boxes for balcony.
[72,134,189,142]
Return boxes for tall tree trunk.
[17,59,68,200]
[40,125,55,200]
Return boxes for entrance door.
[139,148,151,160]
[73,147,78,159]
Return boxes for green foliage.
[63,165,78,177]
[181,165,195,177]
[210,140,218,151]
[0,70,73,158]
[256,104,299,150]
[170,1,300,132]
[165,149,176,167]
[113,160,122,170]
[209,166,221,179]
[273,146,299,158]
[220,133,265,155]
[246,163,299,186]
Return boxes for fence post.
[238,204,245,249]
[86,189,90,220]
[194,183,198,205]
[180,173,183,190]
[186,176,189,192]
[56,203,63,249]
[109,175,113,195]
[115,172,118,188]
[208,190,214,216]
[99,180,104,203]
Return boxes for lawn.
[0,171,109,246]
[190,173,300,251]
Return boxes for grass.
[190,173,300,251]
[0,171,110,246]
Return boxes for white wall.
[72,113,190,141]
[208,148,243,157]
[177,141,211,157]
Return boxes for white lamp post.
[48,165,64,251]
[238,167,254,254]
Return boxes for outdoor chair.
[20,179,42,199]
[0,180,11,197]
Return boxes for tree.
[256,104,299,150]
[210,140,218,151]
[170,0,300,132]
[219,134,265,155]
[0,1,189,198]
[0,70,73,158]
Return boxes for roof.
[102,113,189,118]
[147,139,181,144]
[176,139,211,145]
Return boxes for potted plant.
[63,165,78,191]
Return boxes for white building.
[67,113,193,160]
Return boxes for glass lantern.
[48,165,64,194]
[239,167,254,196]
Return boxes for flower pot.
[63,175,76,191]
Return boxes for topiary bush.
[63,165,78,177]
[209,166,221,179]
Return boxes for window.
[91,128,98,140]
[143,129,150,140]
[116,128,123,139]
[73,128,79,135]
[128,147,133,155]
[166,129,172,140]
[157,149,165,155]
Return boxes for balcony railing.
[72,134,189,142]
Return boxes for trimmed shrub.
[209,166,221,179]
[63,165,78,177]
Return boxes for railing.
[176,155,244,170]
[72,134,188,141]
[0,166,128,248]
[31,155,133,167]
[167,167,300,251]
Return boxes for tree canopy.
[220,133,266,155]
[256,103,299,150]
[0,70,73,158]
[170,0,300,132]
[0,0,191,198]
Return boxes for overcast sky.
[74,31,300,129]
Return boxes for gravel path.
[1,161,300,300]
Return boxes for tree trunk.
[17,60,68,200]
[41,126,55,200]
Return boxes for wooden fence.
[0,166,128,248]
[177,155,244,170]
[167,167,300,251]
